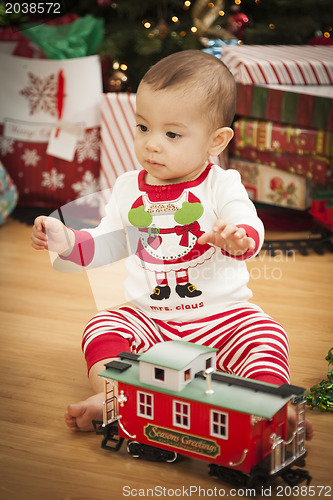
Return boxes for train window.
[173,400,190,429]
[206,358,212,370]
[154,367,165,382]
[184,368,191,382]
[210,410,228,439]
[137,391,154,419]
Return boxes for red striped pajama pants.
[82,304,290,385]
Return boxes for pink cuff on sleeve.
[221,224,260,260]
[60,229,95,267]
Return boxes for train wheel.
[127,441,178,463]
[165,452,178,463]
[281,467,311,486]
[247,467,271,492]
[127,440,144,458]
[209,464,247,487]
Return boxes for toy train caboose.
[93,340,311,491]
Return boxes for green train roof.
[138,340,217,370]
[99,341,304,419]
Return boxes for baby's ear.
[208,127,234,157]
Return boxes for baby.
[31,50,313,440]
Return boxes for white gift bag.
[0,53,103,208]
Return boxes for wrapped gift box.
[235,83,333,132]
[100,92,141,191]
[230,146,330,185]
[0,123,101,208]
[232,118,333,157]
[229,158,310,210]
[222,45,333,86]
[310,190,333,231]
[0,53,103,208]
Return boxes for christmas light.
[120,64,128,71]
[235,0,241,4]
[184,1,191,6]
[172,16,179,23]
[144,22,151,28]
[219,10,225,16]
[324,32,330,38]
[208,2,215,7]
[113,61,119,70]
[191,26,198,33]
[269,23,275,30]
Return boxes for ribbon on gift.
[175,221,203,247]
[55,69,65,137]
[202,39,239,59]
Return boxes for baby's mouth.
[147,159,165,167]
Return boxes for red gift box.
[232,118,333,157]
[310,191,333,231]
[230,146,331,185]
[235,83,333,132]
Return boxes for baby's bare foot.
[65,392,104,432]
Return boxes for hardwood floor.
[0,217,332,499]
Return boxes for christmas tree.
[87,0,233,91]
[240,0,333,45]
[1,0,332,91]
[68,0,333,90]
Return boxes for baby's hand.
[31,215,74,255]
[197,219,255,256]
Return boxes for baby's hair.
[139,50,236,128]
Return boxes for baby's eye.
[136,124,148,133]
[166,131,181,139]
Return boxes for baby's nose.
[146,136,162,152]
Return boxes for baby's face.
[135,84,215,185]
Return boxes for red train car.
[93,340,310,490]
